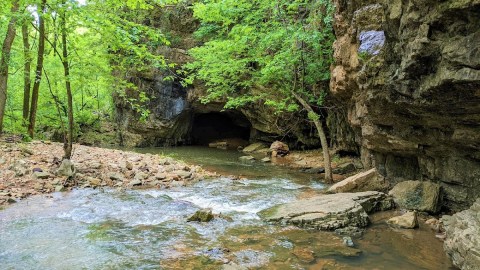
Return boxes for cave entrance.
[191,112,251,147]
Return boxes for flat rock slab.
[259,191,393,230]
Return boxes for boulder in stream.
[259,191,393,230]
[442,199,480,270]
[389,181,442,213]
[387,211,418,229]
[188,208,214,222]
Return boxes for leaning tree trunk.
[292,92,333,183]
[22,22,32,122]
[28,0,47,138]
[60,3,74,160]
[0,0,20,133]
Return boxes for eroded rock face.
[331,0,480,211]
[259,191,393,230]
[442,199,480,270]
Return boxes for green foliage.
[2,0,176,136]
[184,0,335,114]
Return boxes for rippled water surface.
[0,147,454,269]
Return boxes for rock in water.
[239,156,255,162]
[387,211,418,229]
[343,236,355,247]
[328,168,388,193]
[259,191,393,230]
[389,181,442,213]
[242,143,268,153]
[188,208,214,222]
[57,159,75,178]
[269,141,289,157]
[442,199,480,270]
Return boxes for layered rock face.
[331,0,480,211]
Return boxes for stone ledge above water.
[259,191,394,230]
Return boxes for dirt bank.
[0,139,215,207]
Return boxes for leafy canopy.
[183,0,335,113]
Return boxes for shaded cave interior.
[190,112,252,145]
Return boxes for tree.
[184,0,335,182]
[22,20,32,122]
[0,0,20,133]
[28,0,47,138]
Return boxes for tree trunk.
[22,22,31,121]
[28,0,47,138]
[61,1,74,160]
[0,0,20,133]
[292,92,333,183]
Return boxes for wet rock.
[328,169,388,193]
[335,226,364,238]
[187,208,214,222]
[389,181,442,213]
[239,156,255,162]
[57,159,75,178]
[343,236,355,247]
[242,143,268,153]
[442,199,480,270]
[332,163,356,175]
[33,171,51,179]
[292,247,315,263]
[269,141,289,157]
[260,157,271,163]
[32,167,43,173]
[387,211,418,229]
[425,218,441,232]
[259,191,393,230]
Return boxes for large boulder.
[389,181,442,213]
[259,191,393,230]
[442,199,480,270]
[328,168,389,193]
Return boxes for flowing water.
[0,147,454,269]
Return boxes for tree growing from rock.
[184,0,335,182]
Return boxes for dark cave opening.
[191,112,251,146]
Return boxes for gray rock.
[57,159,75,177]
[129,179,142,187]
[389,181,442,213]
[10,160,29,177]
[54,185,64,192]
[259,191,393,230]
[239,156,255,162]
[387,211,418,229]
[134,171,148,181]
[174,170,192,179]
[328,169,388,193]
[358,30,385,55]
[0,158,6,165]
[260,157,271,163]
[155,173,167,180]
[442,199,480,270]
[109,172,124,181]
[301,167,325,174]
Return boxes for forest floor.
[0,139,216,208]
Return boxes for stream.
[0,146,454,269]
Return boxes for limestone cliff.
[330,0,480,210]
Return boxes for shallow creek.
[0,147,454,269]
